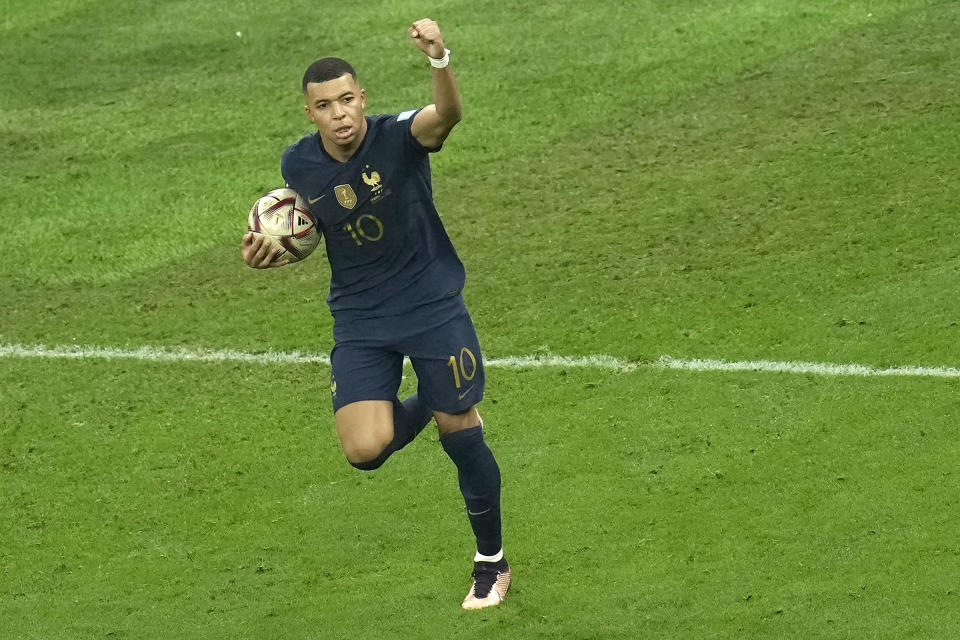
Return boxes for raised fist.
[409,18,446,59]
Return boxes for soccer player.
[241,19,510,609]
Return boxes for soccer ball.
[247,188,321,263]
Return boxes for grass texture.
[2,1,959,638]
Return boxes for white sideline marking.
[654,355,960,379]
[1,343,960,379]
[0,343,331,365]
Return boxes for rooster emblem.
[362,167,382,192]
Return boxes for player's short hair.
[302,57,357,92]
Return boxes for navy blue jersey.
[281,110,466,320]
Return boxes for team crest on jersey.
[335,184,358,209]
[362,167,382,192]
[362,165,390,203]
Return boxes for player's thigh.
[329,343,404,460]
[406,302,485,415]
[335,400,395,462]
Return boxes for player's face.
[304,74,367,153]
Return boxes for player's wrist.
[428,48,451,68]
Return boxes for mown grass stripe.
[2,343,959,379]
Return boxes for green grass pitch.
[2,1,959,638]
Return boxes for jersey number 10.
[343,214,384,246]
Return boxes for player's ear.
[360,89,366,111]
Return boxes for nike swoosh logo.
[467,507,491,516]
[458,385,475,401]
[307,193,326,204]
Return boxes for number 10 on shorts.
[447,347,477,389]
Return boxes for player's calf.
[439,424,502,552]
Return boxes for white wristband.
[428,48,451,68]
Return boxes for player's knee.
[335,402,395,470]
[343,437,392,471]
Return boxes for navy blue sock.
[393,393,434,449]
[350,393,433,471]
[439,425,503,556]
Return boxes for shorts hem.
[332,392,398,413]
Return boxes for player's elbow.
[436,111,461,144]
[439,104,462,127]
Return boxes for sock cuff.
[439,424,483,446]
[474,549,504,563]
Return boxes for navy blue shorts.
[329,295,485,414]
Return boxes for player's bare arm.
[409,18,462,149]
[241,232,289,268]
